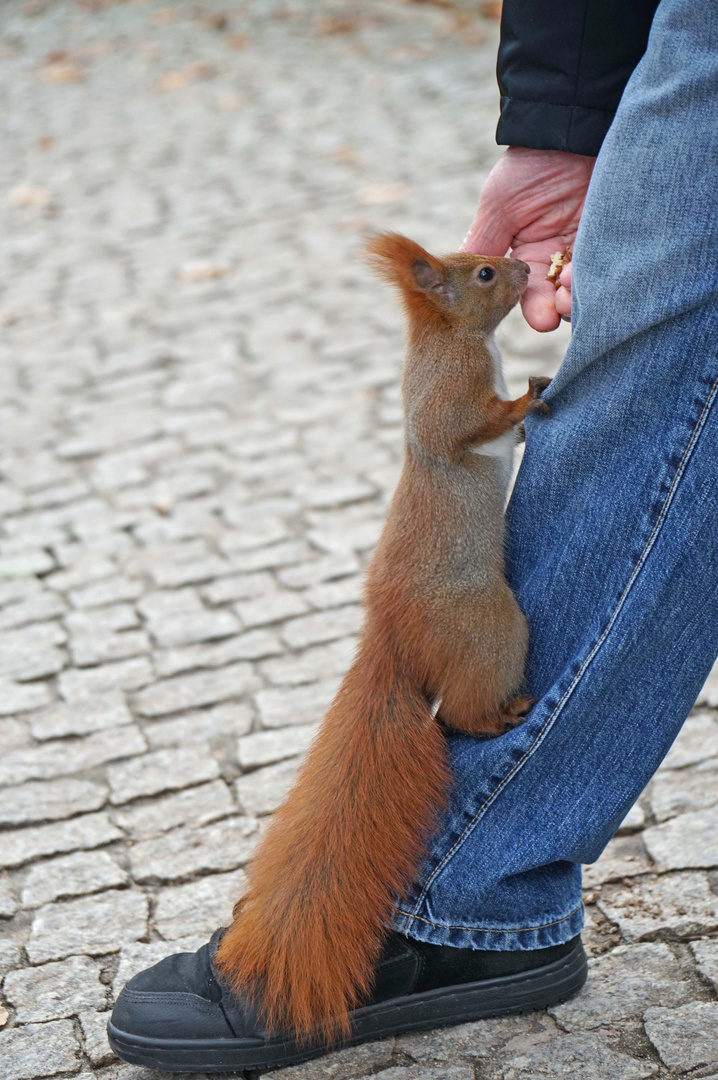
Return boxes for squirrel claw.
[528,397,552,417]
[500,694,535,732]
[528,376,551,398]
[527,376,552,417]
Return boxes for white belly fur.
[470,334,516,469]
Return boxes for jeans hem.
[391,901,585,952]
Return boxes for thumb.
[461,202,514,256]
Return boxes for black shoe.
[108,929,587,1073]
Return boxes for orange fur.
[215,233,550,1042]
[217,631,448,1043]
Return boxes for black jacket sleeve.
[496,0,660,156]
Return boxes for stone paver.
[27,891,149,964]
[0,776,107,827]
[238,723,318,769]
[0,1,716,1077]
[0,812,122,870]
[133,663,259,717]
[0,940,21,977]
[0,1020,79,1080]
[494,1032,658,1079]
[644,1002,718,1072]
[235,757,304,816]
[111,778,234,838]
[21,850,128,908]
[643,805,718,870]
[582,833,653,889]
[598,872,718,942]
[548,943,693,1030]
[153,868,246,941]
[3,956,106,1023]
[649,759,718,822]
[0,725,147,786]
[127,817,259,883]
[106,744,220,804]
[79,1010,115,1068]
[28,692,132,740]
[691,938,718,992]
[0,880,18,919]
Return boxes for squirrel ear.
[411,258,445,293]
[365,232,448,299]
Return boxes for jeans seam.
[407,372,718,922]
[396,900,584,934]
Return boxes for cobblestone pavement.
[1,2,717,1079]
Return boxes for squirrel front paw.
[527,376,552,416]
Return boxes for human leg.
[393,0,718,949]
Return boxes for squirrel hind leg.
[499,693,535,729]
[438,694,535,737]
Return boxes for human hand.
[462,147,595,331]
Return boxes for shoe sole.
[107,937,587,1073]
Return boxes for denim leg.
[393,0,718,950]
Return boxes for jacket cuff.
[497,97,613,156]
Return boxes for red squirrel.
[215,233,551,1043]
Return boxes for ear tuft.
[365,232,446,297]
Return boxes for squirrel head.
[366,232,529,335]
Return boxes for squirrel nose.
[513,260,530,274]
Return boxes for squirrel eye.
[477,266,495,282]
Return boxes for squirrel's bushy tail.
[214,635,449,1043]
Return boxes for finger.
[510,240,566,331]
[461,205,514,256]
[521,276,561,332]
[559,262,572,289]
[555,284,572,318]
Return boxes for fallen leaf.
[179,260,232,282]
[357,182,409,206]
[153,5,175,23]
[388,43,433,61]
[200,12,229,31]
[460,24,487,44]
[479,0,502,18]
[440,10,487,43]
[226,32,249,49]
[216,91,246,111]
[339,216,371,232]
[152,496,172,515]
[40,61,84,83]
[315,14,359,35]
[36,135,55,150]
[333,144,357,165]
[138,40,160,61]
[8,184,53,209]
[75,39,114,60]
[155,61,216,91]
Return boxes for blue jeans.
[393,0,718,951]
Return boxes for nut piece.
[547,250,571,286]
